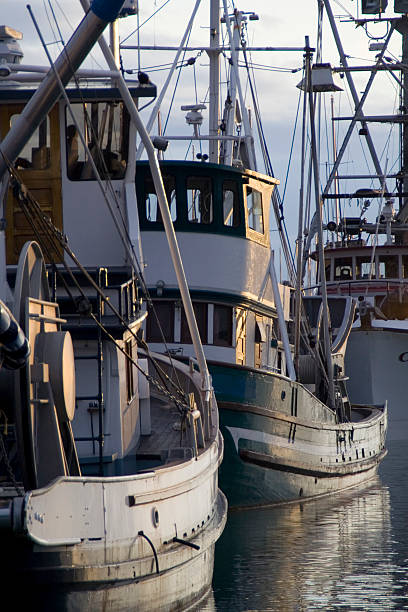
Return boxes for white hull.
[345,327,408,442]
[2,432,226,611]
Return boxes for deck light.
[297,63,343,92]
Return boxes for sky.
[2,0,406,258]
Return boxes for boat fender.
[0,300,30,370]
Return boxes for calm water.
[27,441,408,611]
[206,440,408,611]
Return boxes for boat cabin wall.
[143,298,288,375]
[136,161,274,246]
[72,334,143,475]
[324,248,408,283]
[137,162,277,304]
[322,247,408,320]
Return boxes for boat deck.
[137,393,193,462]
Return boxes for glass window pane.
[402,255,408,278]
[246,187,264,233]
[145,174,176,222]
[146,301,174,343]
[213,305,232,346]
[181,302,207,344]
[187,176,213,224]
[66,102,128,180]
[334,257,353,280]
[356,256,374,279]
[223,180,240,227]
[324,261,332,281]
[378,255,398,278]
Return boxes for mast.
[208,0,220,163]
[401,21,408,218]
[305,37,336,411]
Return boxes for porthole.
[152,507,160,528]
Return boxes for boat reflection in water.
[209,479,400,611]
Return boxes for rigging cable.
[30,4,190,392]
[239,18,296,283]
[5,165,190,410]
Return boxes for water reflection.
[210,472,405,611]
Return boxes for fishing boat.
[129,1,387,508]
[301,0,408,442]
[0,2,226,609]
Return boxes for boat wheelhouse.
[136,159,290,374]
[315,240,408,320]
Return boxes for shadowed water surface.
[207,440,408,611]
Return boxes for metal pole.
[208,0,220,163]
[223,11,242,167]
[402,27,408,212]
[221,0,256,170]
[323,0,389,194]
[330,95,340,227]
[294,60,308,378]
[305,37,335,411]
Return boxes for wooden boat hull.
[209,362,387,509]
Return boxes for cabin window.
[125,339,134,402]
[11,115,50,170]
[378,255,398,279]
[246,187,264,234]
[146,301,174,343]
[223,180,240,227]
[213,305,233,346]
[145,174,176,222]
[356,256,374,279]
[66,102,129,180]
[324,261,332,281]
[186,176,213,224]
[180,302,207,344]
[334,257,353,281]
[402,255,408,278]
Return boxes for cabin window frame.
[186,175,214,225]
[146,300,175,343]
[377,253,399,279]
[144,173,177,223]
[64,102,129,181]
